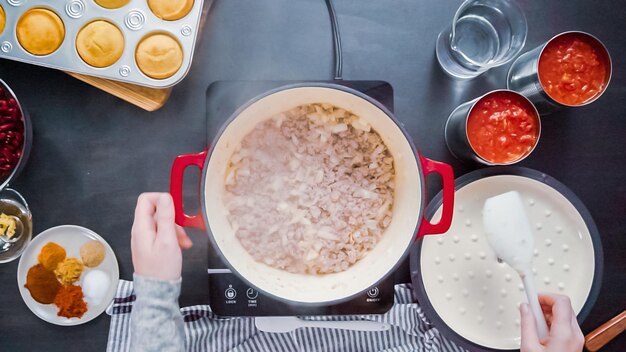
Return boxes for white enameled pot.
[171,84,455,305]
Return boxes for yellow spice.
[54,257,84,284]
[38,242,66,271]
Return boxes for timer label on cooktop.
[246,288,259,299]
[247,288,258,307]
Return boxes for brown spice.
[24,264,61,304]
[38,242,66,271]
[54,284,88,318]
[80,240,105,267]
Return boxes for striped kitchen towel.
[106,280,466,352]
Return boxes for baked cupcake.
[17,8,65,56]
[135,33,183,79]
[94,0,130,9]
[0,5,6,35]
[76,20,124,68]
[148,0,194,21]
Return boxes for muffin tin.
[0,0,204,88]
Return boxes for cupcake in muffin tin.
[94,0,130,9]
[148,0,194,21]
[76,20,125,68]
[135,33,183,79]
[0,5,6,35]
[16,8,65,56]
[0,0,204,87]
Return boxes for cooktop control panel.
[207,265,395,317]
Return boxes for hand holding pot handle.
[170,150,208,229]
[131,193,193,281]
[416,154,455,238]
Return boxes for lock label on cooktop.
[225,285,237,304]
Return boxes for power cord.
[325,0,343,80]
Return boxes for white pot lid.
[411,167,602,351]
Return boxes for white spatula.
[483,191,549,341]
[255,316,391,333]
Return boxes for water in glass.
[436,0,527,79]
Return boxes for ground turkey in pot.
[224,103,395,274]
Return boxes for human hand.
[520,294,584,352]
[131,193,193,281]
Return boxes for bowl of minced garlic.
[0,213,18,239]
[24,240,107,319]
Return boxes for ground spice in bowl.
[54,284,88,318]
[24,264,61,304]
[0,213,17,239]
[37,242,66,271]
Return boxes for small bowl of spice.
[0,188,32,263]
[445,89,541,165]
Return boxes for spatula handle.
[523,274,549,341]
[585,310,626,351]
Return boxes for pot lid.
[410,167,602,351]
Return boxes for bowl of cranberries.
[0,79,32,263]
[0,79,31,189]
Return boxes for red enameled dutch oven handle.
[416,153,455,238]
[170,150,208,230]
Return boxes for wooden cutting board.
[66,72,172,112]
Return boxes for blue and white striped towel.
[106,280,466,352]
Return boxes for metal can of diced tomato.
[507,31,612,115]
[445,89,541,166]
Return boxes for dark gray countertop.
[0,0,624,350]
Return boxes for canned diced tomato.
[467,91,539,164]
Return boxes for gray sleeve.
[130,274,185,352]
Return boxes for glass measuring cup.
[436,0,528,79]
[0,188,32,263]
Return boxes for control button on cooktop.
[367,287,380,298]
[225,286,237,300]
[246,288,258,300]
